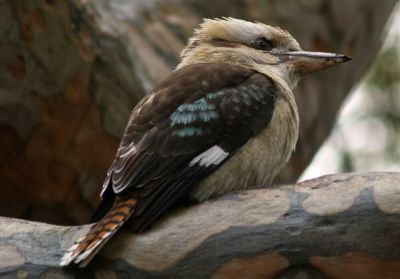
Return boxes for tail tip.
[59,242,80,266]
[60,252,73,266]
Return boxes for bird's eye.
[253,37,273,51]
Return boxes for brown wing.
[95,63,277,231]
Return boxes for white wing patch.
[190,145,229,167]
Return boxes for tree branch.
[1,172,400,278]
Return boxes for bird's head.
[178,18,350,89]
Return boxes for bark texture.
[0,172,400,278]
[0,0,397,224]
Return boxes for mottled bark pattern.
[0,0,397,224]
[0,172,399,278]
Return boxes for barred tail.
[60,193,137,267]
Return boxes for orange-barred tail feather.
[60,194,137,267]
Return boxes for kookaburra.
[61,18,350,267]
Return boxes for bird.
[60,17,350,267]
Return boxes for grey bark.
[1,172,400,279]
[0,0,397,224]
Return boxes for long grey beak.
[274,51,351,75]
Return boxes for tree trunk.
[0,172,399,278]
[0,0,397,224]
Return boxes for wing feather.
[95,63,277,232]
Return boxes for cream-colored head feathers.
[181,18,300,57]
[178,18,302,90]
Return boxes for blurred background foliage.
[301,5,400,179]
